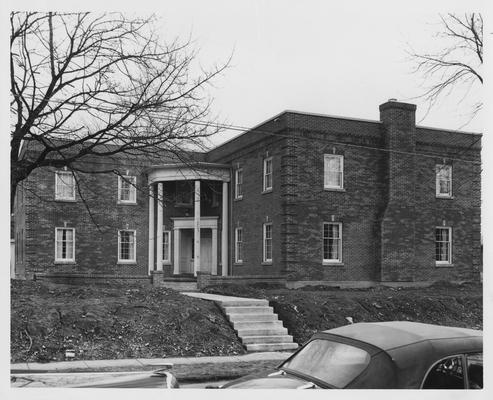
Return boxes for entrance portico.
[147,163,230,277]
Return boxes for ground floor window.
[263,223,272,262]
[163,231,170,262]
[435,227,452,264]
[118,230,136,262]
[235,227,243,263]
[323,222,342,263]
[55,227,75,262]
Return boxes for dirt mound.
[205,283,482,345]
[11,280,245,363]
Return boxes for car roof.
[323,321,482,351]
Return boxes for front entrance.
[172,217,218,276]
[179,229,213,274]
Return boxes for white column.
[221,181,228,276]
[211,228,218,275]
[156,183,163,271]
[148,185,155,274]
[173,228,180,275]
[194,180,201,276]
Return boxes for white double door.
[179,229,212,274]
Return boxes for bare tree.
[10,12,228,211]
[409,13,483,120]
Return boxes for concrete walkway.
[181,292,268,304]
[11,351,292,374]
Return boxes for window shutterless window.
[163,231,170,262]
[263,157,273,192]
[235,227,243,263]
[235,168,243,199]
[323,222,342,263]
[118,176,137,203]
[436,165,452,197]
[324,155,344,189]
[118,230,136,262]
[435,227,452,264]
[55,228,75,262]
[55,171,76,200]
[263,223,272,262]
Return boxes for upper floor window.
[118,230,136,263]
[235,227,243,263]
[436,165,452,198]
[435,227,452,265]
[324,155,344,189]
[175,182,193,206]
[118,176,137,203]
[323,222,342,263]
[263,157,273,192]
[235,168,243,199]
[55,227,75,262]
[55,170,76,200]
[263,223,273,262]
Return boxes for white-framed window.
[436,165,452,198]
[263,157,273,192]
[235,168,243,199]
[55,227,75,262]
[235,227,243,263]
[55,170,76,200]
[263,223,273,262]
[118,175,137,203]
[323,222,342,263]
[324,155,344,189]
[435,227,452,265]
[163,230,171,263]
[118,230,136,263]
[175,181,193,206]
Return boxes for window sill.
[234,262,243,265]
[435,263,454,268]
[117,201,137,205]
[436,195,454,200]
[234,196,243,202]
[323,261,344,266]
[54,260,76,264]
[323,187,345,192]
[55,198,77,202]
[162,261,172,265]
[261,261,273,265]
[262,189,273,194]
[117,261,137,265]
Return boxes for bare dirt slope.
[204,282,483,345]
[11,280,245,363]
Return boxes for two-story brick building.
[13,100,482,288]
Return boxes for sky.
[143,0,486,147]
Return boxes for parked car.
[218,321,483,389]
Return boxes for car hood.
[221,371,320,389]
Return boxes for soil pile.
[205,282,482,345]
[11,280,245,363]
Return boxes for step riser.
[228,314,278,322]
[237,328,288,336]
[241,335,294,344]
[219,300,269,307]
[246,343,299,352]
[223,306,273,314]
[233,321,283,330]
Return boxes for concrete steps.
[218,298,298,353]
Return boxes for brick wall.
[18,156,151,278]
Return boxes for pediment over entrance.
[171,217,218,229]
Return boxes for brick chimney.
[379,99,417,281]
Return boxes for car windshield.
[281,339,371,388]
